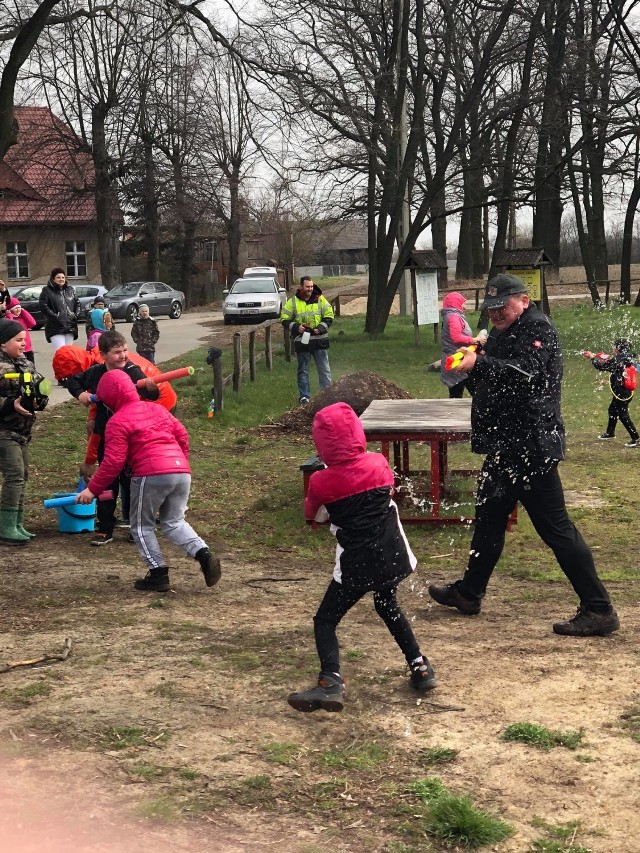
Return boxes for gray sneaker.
[553,606,620,637]
[287,674,345,712]
[428,583,481,615]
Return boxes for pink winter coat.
[7,297,36,351]
[87,370,190,496]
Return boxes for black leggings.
[606,397,638,440]
[313,579,420,675]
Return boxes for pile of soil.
[268,370,413,431]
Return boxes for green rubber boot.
[16,506,35,538]
[0,506,30,545]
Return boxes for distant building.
[0,106,102,285]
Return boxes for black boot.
[287,673,345,713]
[408,657,437,691]
[134,567,170,592]
[195,547,222,588]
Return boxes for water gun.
[444,332,488,371]
[3,371,51,411]
[43,490,113,508]
[582,351,609,361]
[207,398,215,418]
[135,366,194,387]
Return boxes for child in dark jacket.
[0,320,48,545]
[584,338,639,447]
[131,304,160,363]
[287,402,436,714]
[76,369,221,591]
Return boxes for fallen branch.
[242,577,308,589]
[0,637,72,673]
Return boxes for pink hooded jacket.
[87,370,190,496]
[441,292,474,346]
[6,297,36,351]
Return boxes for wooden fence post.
[333,294,341,317]
[233,334,242,392]
[206,347,224,411]
[265,325,273,370]
[284,324,291,362]
[249,331,257,381]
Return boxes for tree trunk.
[91,106,120,288]
[621,177,640,305]
[226,169,242,285]
[532,0,569,278]
[142,136,160,281]
[430,183,448,289]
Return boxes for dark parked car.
[12,283,107,328]
[104,281,185,322]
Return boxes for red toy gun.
[582,351,609,361]
[135,366,194,387]
[445,344,479,370]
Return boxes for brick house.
[0,106,102,286]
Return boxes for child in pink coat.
[6,297,37,365]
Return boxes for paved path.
[32,311,219,407]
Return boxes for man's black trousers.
[458,458,611,611]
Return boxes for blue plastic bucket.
[51,492,96,533]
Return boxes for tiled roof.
[494,247,556,267]
[0,106,96,225]
[405,249,448,269]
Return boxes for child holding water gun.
[583,338,639,447]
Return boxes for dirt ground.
[2,277,640,852]
[1,500,639,852]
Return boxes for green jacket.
[280,285,334,353]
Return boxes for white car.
[222,277,287,325]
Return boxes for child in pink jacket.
[76,369,221,592]
[6,297,37,365]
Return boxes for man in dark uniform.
[428,274,619,637]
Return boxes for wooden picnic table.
[359,399,516,528]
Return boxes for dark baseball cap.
[482,274,528,309]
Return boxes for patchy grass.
[530,817,593,852]
[418,747,459,766]
[502,723,584,751]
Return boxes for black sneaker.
[115,517,131,528]
[195,547,222,588]
[287,674,345,713]
[624,440,640,448]
[597,433,615,440]
[552,606,620,637]
[299,396,310,405]
[91,533,114,546]
[409,657,437,691]
[134,568,170,592]
[428,583,481,615]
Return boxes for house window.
[246,240,263,261]
[6,242,29,279]
[65,240,87,278]
[204,241,218,262]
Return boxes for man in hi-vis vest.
[280,277,334,404]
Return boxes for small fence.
[206,285,356,411]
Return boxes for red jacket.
[87,370,190,496]
[305,402,415,591]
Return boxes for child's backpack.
[623,364,638,392]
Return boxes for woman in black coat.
[38,267,79,352]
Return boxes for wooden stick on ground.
[0,637,72,674]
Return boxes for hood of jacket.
[297,283,323,303]
[313,402,366,465]
[90,307,107,331]
[7,296,21,310]
[442,292,467,311]
[96,369,139,412]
